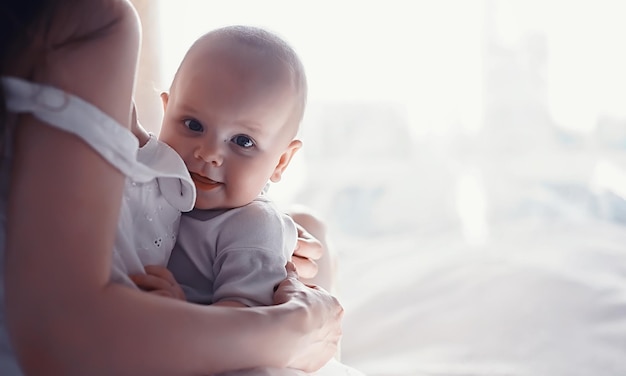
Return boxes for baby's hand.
[129,265,186,301]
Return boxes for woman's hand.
[289,208,336,292]
[273,263,343,372]
[291,222,323,279]
[130,265,186,301]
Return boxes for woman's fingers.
[273,263,300,305]
[285,261,298,275]
[273,272,344,372]
[294,226,323,261]
[292,224,323,280]
[291,255,319,279]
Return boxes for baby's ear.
[160,92,169,111]
[270,140,302,183]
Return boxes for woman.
[0,0,343,375]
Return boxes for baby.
[130,26,364,375]
[118,26,304,298]
[159,25,305,307]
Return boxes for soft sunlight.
[157,0,626,241]
[153,2,626,375]
[158,0,483,124]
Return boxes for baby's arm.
[212,202,297,307]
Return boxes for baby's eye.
[231,134,255,149]
[184,119,203,132]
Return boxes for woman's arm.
[4,1,342,375]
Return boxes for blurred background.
[131,1,626,375]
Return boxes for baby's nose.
[194,143,223,167]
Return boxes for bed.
[287,123,626,376]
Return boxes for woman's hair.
[0,0,125,144]
[0,0,55,143]
[0,0,53,69]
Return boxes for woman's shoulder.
[5,0,140,78]
[12,0,142,128]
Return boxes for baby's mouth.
[190,172,222,191]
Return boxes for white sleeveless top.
[0,76,195,374]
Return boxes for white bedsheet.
[273,114,626,376]
[338,217,626,376]
[216,359,365,376]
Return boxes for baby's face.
[159,45,301,210]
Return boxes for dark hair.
[0,0,55,143]
[0,0,124,145]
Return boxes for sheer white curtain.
[153,0,485,233]
[150,0,626,245]
[141,2,626,374]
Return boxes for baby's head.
[159,25,307,210]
